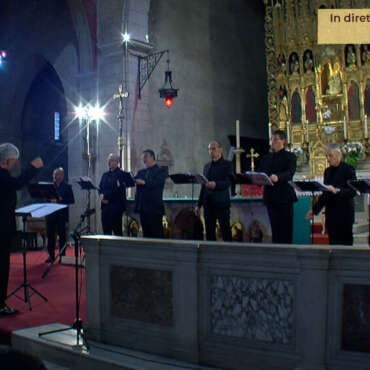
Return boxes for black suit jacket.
[198,157,232,209]
[0,165,39,236]
[135,164,167,215]
[54,181,75,221]
[99,168,128,211]
[313,161,356,225]
[258,149,297,206]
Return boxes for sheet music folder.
[348,179,370,195]
[170,173,208,185]
[289,180,332,194]
[16,203,67,218]
[235,172,273,186]
[28,182,59,200]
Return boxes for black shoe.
[0,305,19,316]
[45,257,54,263]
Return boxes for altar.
[123,196,311,245]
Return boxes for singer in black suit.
[307,144,357,245]
[99,154,128,236]
[0,143,43,315]
[135,150,167,238]
[46,167,74,262]
[258,130,297,244]
[195,141,233,241]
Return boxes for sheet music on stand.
[16,203,67,218]
[28,182,59,200]
[289,180,333,196]
[235,171,273,186]
[170,173,208,185]
[347,179,370,195]
[75,176,98,191]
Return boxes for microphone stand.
[39,210,91,349]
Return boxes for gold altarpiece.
[264,0,370,176]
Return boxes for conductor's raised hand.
[31,157,43,169]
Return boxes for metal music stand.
[39,210,90,349]
[8,203,66,310]
[234,171,273,186]
[77,177,98,234]
[348,179,370,246]
[170,173,207,208]
[289,180,332,245]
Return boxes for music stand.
[234,171,274,187]
[348,179,370,246]
[39,210,89,349]
[8,203,66,310]
[170,173,207,208]
[289,180,332,245]
[77,177,98,234]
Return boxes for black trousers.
[267,203,294,244]
[101,205,124,236]
[46,214,67,259]
[140,212,163,238]
[327,220,353,246]
[0,233,12,307]
[204,206,232,241]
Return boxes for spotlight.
[74,103,105,121]
[0,50,7,66]
[122,32,130,43]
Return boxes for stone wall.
[83,236,370,370]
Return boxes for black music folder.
[289,180,332,194]
[348,179,370,195]
[170,173,208,185]
[234,171,273,186]
[28,182,59,200]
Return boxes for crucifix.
[247,147,260,171]
[113,84,129,168]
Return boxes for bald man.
[306,143,357,245]
[195,141,232,241]
[46,167,74,263]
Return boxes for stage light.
[74,105,86,120]
[122,32,130,43]
[0,50,7,67]
[88,104,105,121]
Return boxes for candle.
[286,120,290,144]
[236,119,240,148]
[306,120,309,142]
[343,116,347,139]
[268,122,272,142]
[364,115,368,139]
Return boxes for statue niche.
[278,85,289,122]
[365,79,370,116]
[345,44,357,68]
[289,52,300,74]
[303,50,314,73]
[325,62,342,96]
[291,89,302,124]
[277,53,287,75]
[348,81,361,121]
[305,86,317,123]
[361,44,370,66]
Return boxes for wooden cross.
[246,147,260,171]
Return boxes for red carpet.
[0,248,86,345]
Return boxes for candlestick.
[305,120,309,142]
[343,116,347,139]
[286,120,290,144]
[268,122,272,142]
[364,115,368,139]
[236,120,240,148]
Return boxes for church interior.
[1,1,370,369]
